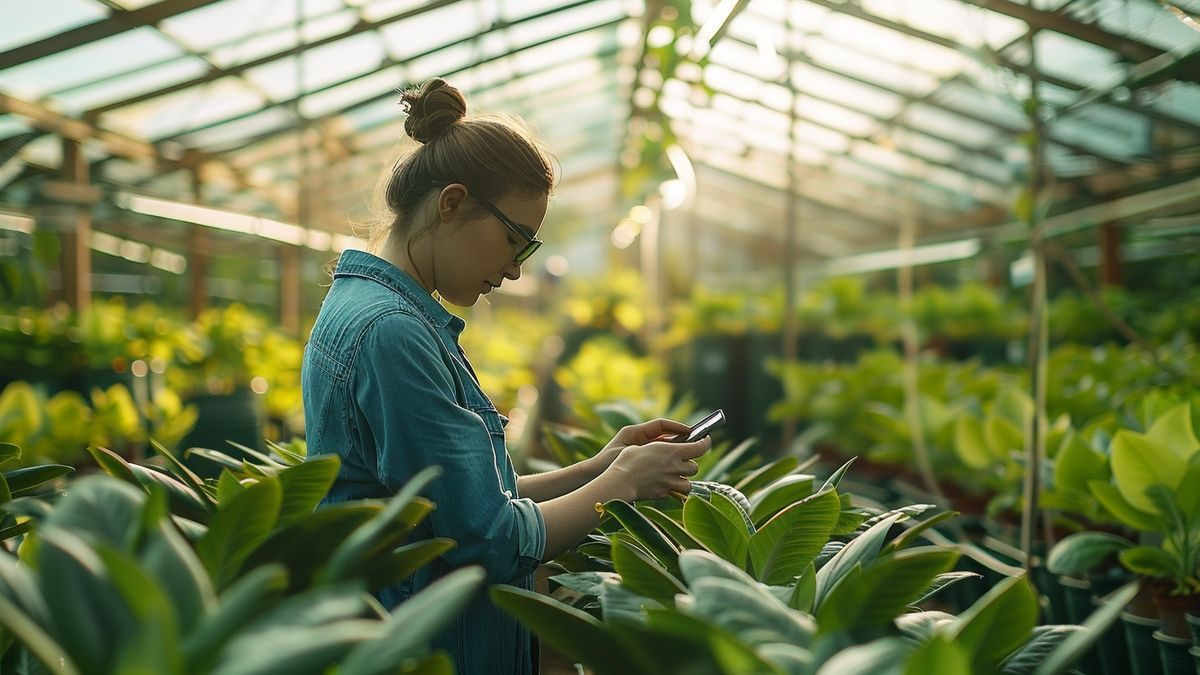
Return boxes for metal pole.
[781,0,800,450]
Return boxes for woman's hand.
[603,436,711,502]
[590,418,691,476]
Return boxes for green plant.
[492,457,1136,674]
[0,442,72,546]
[553,338,674,425]
[0,473,480,674]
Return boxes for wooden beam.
[0,0,224,70]
[57,139,92,313]
[1098,221,1124,287]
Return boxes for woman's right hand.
[604,437,712,501]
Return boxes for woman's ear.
[437,183,469,224]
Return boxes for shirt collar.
[332,249,466,336]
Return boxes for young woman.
[300,78,710,675]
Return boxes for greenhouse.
[2,0,1200,672]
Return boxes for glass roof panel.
[1033,31,1124,90]
[805,37,940,98]
[0,27,185,100]
[110,0,160,9]
[160,0,344,53]
[51,57,212,113]
[175,107,296,153]
[204,8,360,69]
[901,101,1001,147]
[1087,0,1200,54]
[403,43,479,85]
[789,63,905,118]
[509,28,618,75]
[708,37,787,83]
[1155,82,1200,126]
[243,56,302,102]
[931,79,1027,132]
[796,96,878,138]
[100,78,266,140]
[0,0,107,52]
[505,0,625,46]
[360,0,425,22]
[300,65,405,120]
[819,11,971,79]
[859,0,1028,51]
[300,33,387,92]
[378,3,486,60]
[0,116,31,138]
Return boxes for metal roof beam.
[795,0,1200,136]
[0,0,223,70]
[960,0,1200,83]
[85,0,464,116]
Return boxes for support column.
[53,138,92,313]
[188,167,209,319]
[1098,220,1124,287]
[279,244,301,336]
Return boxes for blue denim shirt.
[301,250,546,675]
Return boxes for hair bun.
[400,78,467,144]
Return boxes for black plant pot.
[1156,631,1194,675]
[1093,596,1133,675]
[1058,576,1101,674]
[1186,612,1200,648]
[1123,612,1165,675]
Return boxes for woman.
[300,78,710,674]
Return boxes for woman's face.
[432,185,548,306]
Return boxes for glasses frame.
[430,182,541,264]
[472,193,542,264]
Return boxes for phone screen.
[676,409,725,443]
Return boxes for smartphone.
[672,409,725,443]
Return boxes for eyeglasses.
[432,182,542,264]
[472,193,542,264]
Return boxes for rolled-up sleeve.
[353,312,545,584]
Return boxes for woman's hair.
[366,78,558,252]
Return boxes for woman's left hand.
[592,418,692,475]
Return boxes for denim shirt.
[301,250,546,675]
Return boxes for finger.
[641,418,691,440]
[679,459,700,477]
[675,437,712,460]
[671,478,692,494]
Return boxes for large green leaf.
[1033,582,1138,675]
[955,416,994,469]
[814,513,901,609]
[36,527,135,673]
[0,442,20,468]
[914,571,983,604]
[733,456,799,494]
[1046,532,1133,576]
[45,476,144,548]
[150,440,215,513]
[1118,545,1178,578]
[749,474,815,526]
[603,500,681,577]
[181,564,288,668]
[947,575,1039,672]
[677,549,759,588]
[241,503,379,590]
[1000,625,1083,675]
[817,548,959,633]
[0,593,80,675]
[275,456,340,528]
[904,635,970,675]
[195,477,283,587]
[641,608,787,674]
[682,494,749,568]
[490,584,641,675]
[749,489,840,585]
[358,538,456,590]
[684,576,816,648]
[340,566,485,675]
[88,446,140,487]
[93,543,183,675]
[140,518,215,636]
[1053,431,1109,493]
[1088,480,1162,533]
[320,466,441,584]
[1110,430,1183,514]
[791,563,816,613]
[611,538,686,604]
[128,464,210,522]
[814,637,911,675]
[636,504,711,553]
[818,458,855,493]
[5,465,73,497]
[884,510,958,553]
[1145,402,1200,461]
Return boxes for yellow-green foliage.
[458,308,556,413]
[0,381,197,465]
[554,337,671,423]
